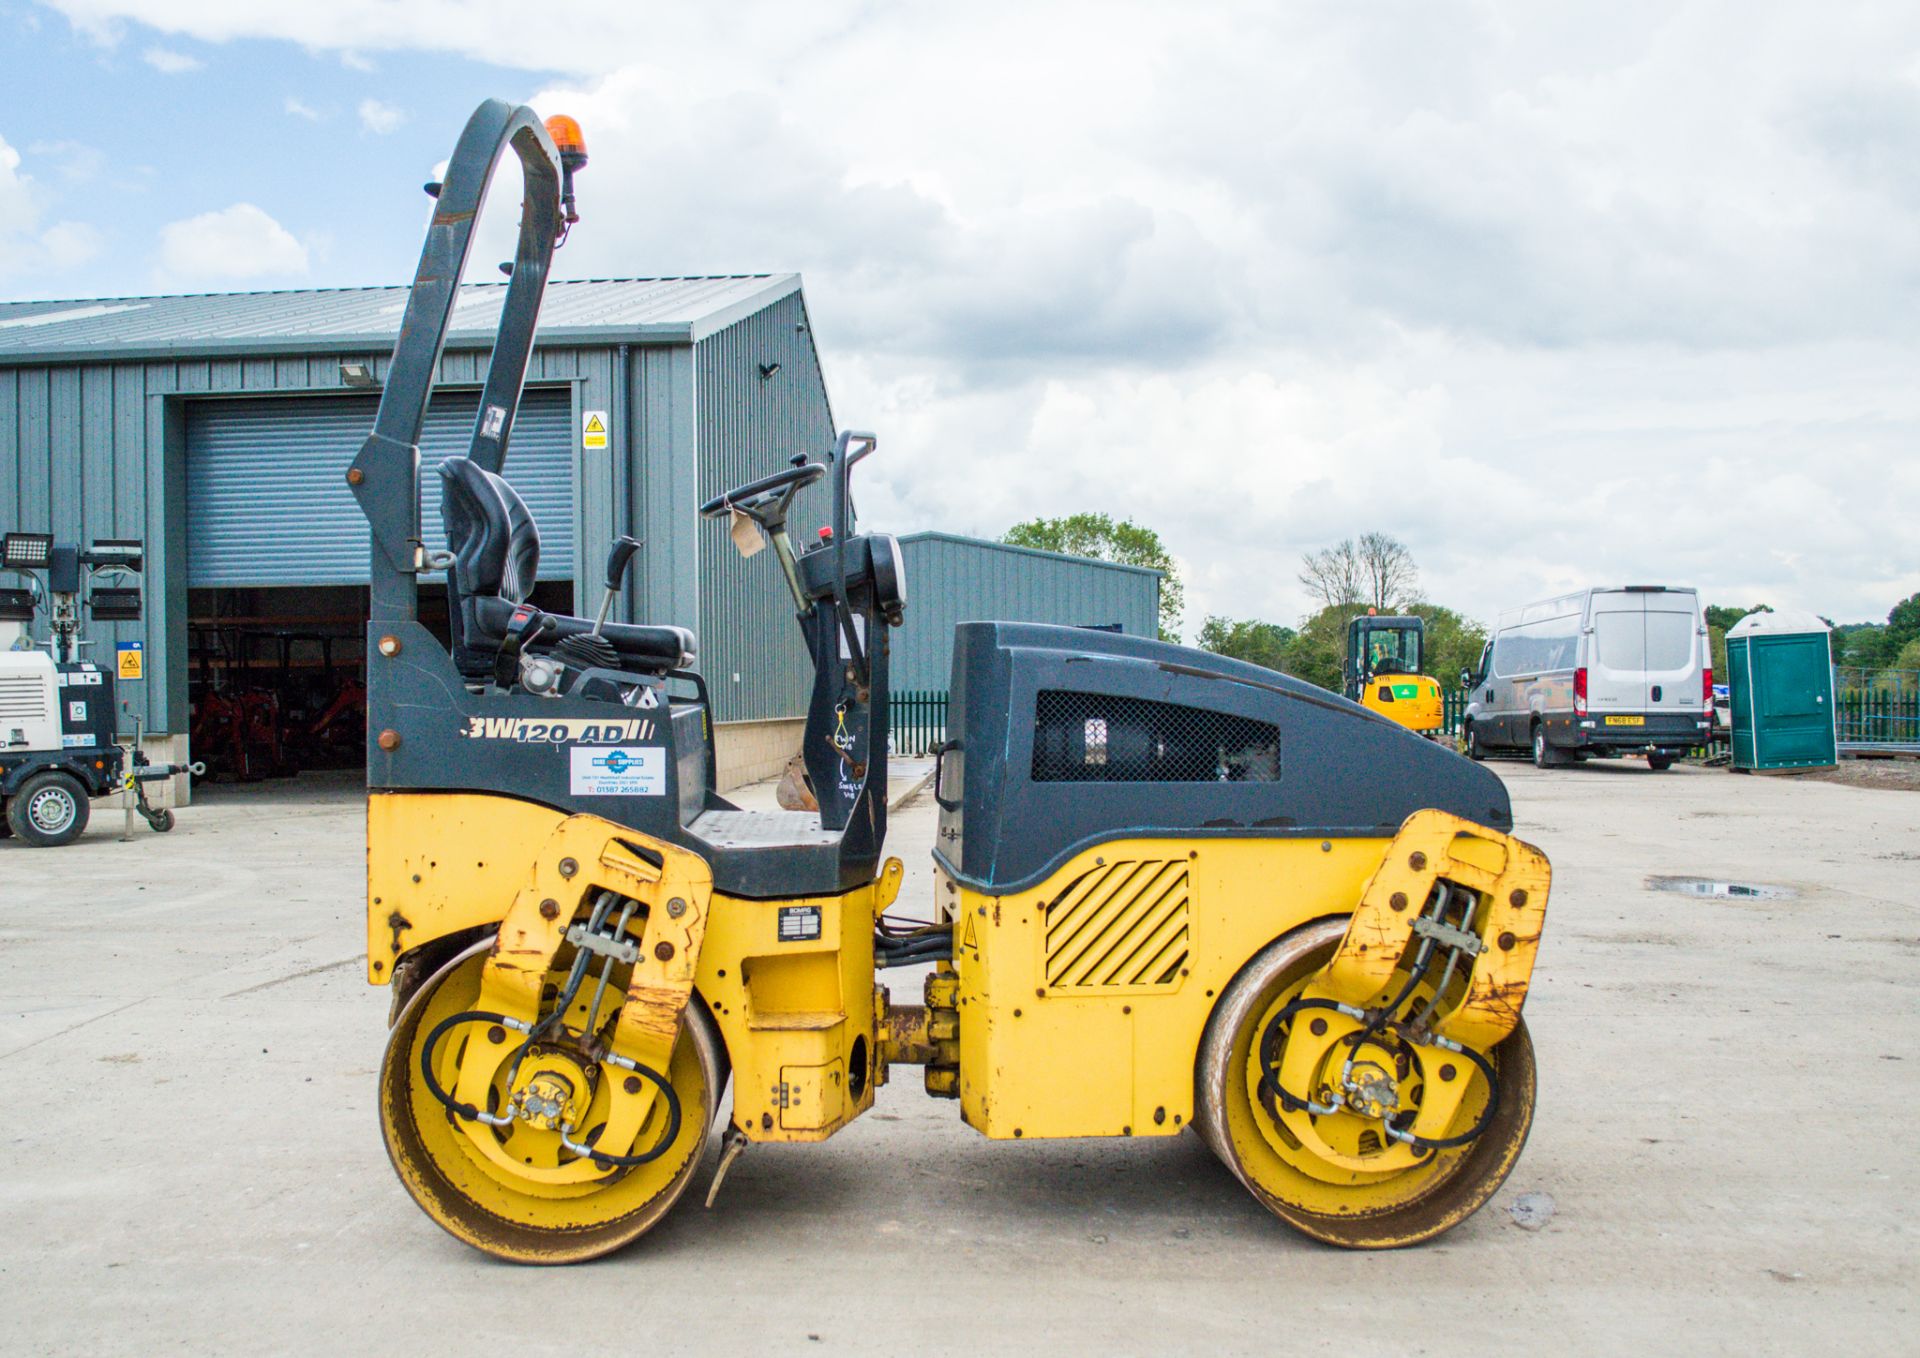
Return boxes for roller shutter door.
[186,387,574,587]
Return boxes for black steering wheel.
[699,460,825,524]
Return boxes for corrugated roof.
[0,275,800,364]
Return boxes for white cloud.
[157,202,308,283]
[357,97,404,135]
[0,132,107,285]
[284,96,320,121]
[39,219,103,267]
[140,45,199,72]
[25,139,105,184]
[32,1,1920,626]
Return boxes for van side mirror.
[1459,668,1472,688]
[603,535,641,592]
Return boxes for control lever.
[592,536,641,636]
[494,606,559,689]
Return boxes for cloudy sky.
[2,1,1915,633]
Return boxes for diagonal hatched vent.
[1043,858,1190,990]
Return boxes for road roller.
[356,101,1552,1263]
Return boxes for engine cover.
[934,622,1513,892]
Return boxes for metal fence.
[891,689,950,756]
[1835,669,1920,749]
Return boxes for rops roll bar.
[348,99,567,624]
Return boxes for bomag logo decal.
[461,716,656,744]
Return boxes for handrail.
[349,99,565,623]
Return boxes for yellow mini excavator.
[356,101,1552,1263]
[1346,610,1447,739]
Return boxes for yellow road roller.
[354,101,1551,1263]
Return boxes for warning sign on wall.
[117,640,144,680]
[582,410,610,450]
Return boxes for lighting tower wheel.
[1195,918,1536,1248]
[7,770,90,846]
[379,937,725,1264]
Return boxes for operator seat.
[438,456,696,681]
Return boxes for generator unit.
[1,532,198,846]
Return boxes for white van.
[1460,587,1713,770]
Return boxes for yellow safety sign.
[582,410,610,451]
[117,641,144,680]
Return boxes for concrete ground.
[1,758,1915,1356]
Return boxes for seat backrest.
[439,457,541,675]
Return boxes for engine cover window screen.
[1032,690,1281,783]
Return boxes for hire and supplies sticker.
[568,745,664,797]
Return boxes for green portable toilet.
[1727,610,1837,771]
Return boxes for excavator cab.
[359,101,1552,1263]
[1346,612,1447,739]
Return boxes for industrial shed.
[891,531,1162,691]
[0,276,835,792]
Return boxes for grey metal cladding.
[0,345,603,733]
[892,533,1161,690]
[935,621,1513,892]
[694,290,836,724]
[0,277,833,737]
[186,386,574,587]
[0,362,163,730]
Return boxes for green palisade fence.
[892,690,950,757]
[1834,687,1920,747]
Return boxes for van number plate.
[1605,716,1645,726]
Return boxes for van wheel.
[7,771,90,846]
[1464,721,1485,761]
[1530,723,1559,770]
[1647,753,1675,771]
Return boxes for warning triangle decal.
[584,413,607,433]
[961,911,978,952]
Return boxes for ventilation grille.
[1043,858,1190,990]
[1032,689,1280,783]
[0,675,50,722]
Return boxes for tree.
[1705,604,1769,632]
[1284,604,1366,692]
[1886,592,1920,653]
[1409,603,1490,692]
[1705,605,1771,681]
[1002,512,1184,641]
[1357,532,1418,611]
[1196,616,1295,673]
[1299,533,1417,612]
[1297,540,1362,611]
[1834,623,1890,669]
